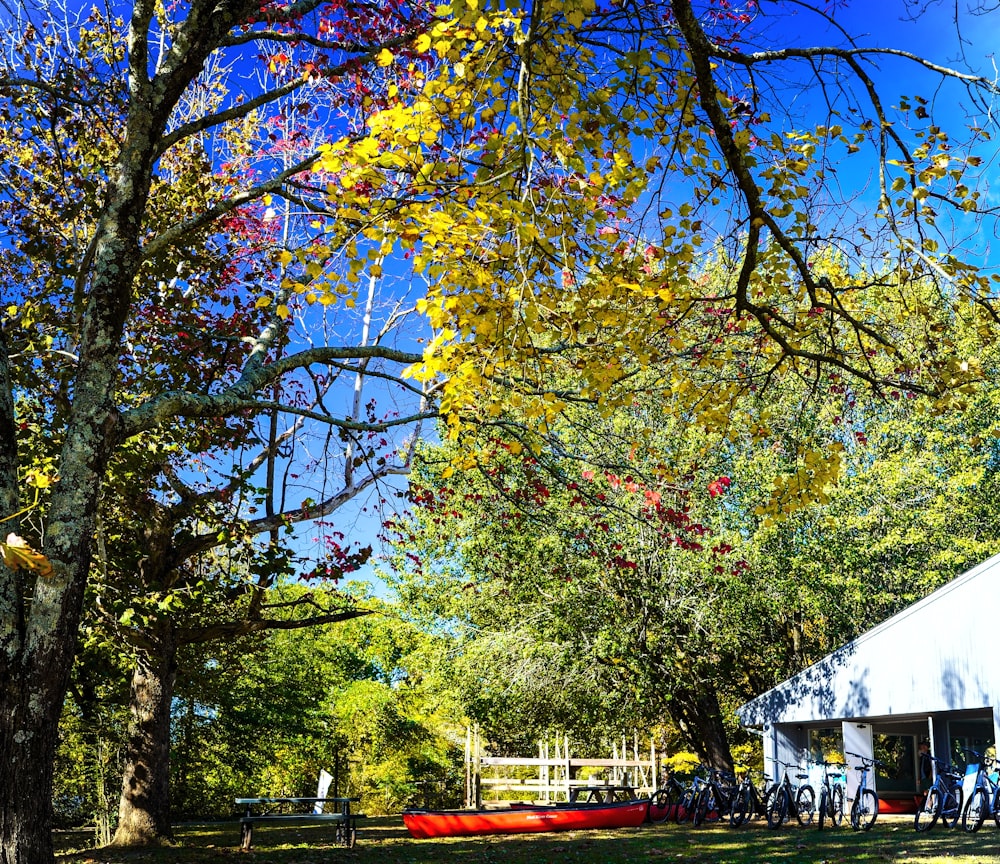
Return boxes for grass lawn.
[54,815,1000,864]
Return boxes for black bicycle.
[692,768,738,827]
[648,770,686,824]
[730,770,775,827]
[914,755,964,831]
[814,760,846,830]
[766,760,815,828]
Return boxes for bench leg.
[333,820,357,847]
[240,821,253,851]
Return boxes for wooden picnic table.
[569,785,638,804]
[235,796,363,850]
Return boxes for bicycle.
[766,760,815,828]
[960,750,999,833]
[846,751,885,831]
[914,755,964,831]
[675,768,710,824]
[813,759,847,830]
[692,768,738,827]
[729,770,775,827]
[648,770,686,824]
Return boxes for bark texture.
[671,682,734,772]
[112,627,179,845]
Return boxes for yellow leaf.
[2,533,54,579]
[276,304,291,319]
[254,296,272,309]
[377,48,394,67]
[25,470,57,489]
[414,33,431,52]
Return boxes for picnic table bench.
[235,796,364,850]
[569,785,638,804]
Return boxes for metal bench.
[236,796,364,849]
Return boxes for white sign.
[314,769,334,814]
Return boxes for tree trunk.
[0,101,154,861]
[112,625,178,845]
[0,658,71,863]
[670,681,734,772]
[0,294,123,861]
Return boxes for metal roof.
[736,551,1000,726]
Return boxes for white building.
[736,552,1000,809]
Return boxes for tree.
[163,588,462,817]
[0,26,425,841]
[2,0,652,855]
[388,382,757,767]
[0,2,434,858]
[4,1,1000,859]
[391,352,1000,769]
[410,1,999,481]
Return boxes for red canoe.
[402,799,649,838]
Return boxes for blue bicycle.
[961,749,1000,833]
[914,755,964,831]
[846,752,884,831]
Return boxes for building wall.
[738,553,1000,729]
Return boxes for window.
[873,734,916,794]
[949,720,995,770]
[807,728,843,763]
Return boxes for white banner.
[314,769,334,814]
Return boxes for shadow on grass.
[55,815,1000,864]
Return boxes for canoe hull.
[402,800,649,838]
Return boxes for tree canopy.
[3,1,1000,859]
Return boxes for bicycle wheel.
[760,783,777,819]
[703,787,722,823]
[766,789,788,829]
[942,784,963,828]
[693,787,719,826]
[730,784,751,827]
[691,788,708,826]
[853,789,878,831]
[676,788,696,824]
[962,787,988,833]
[915,788,941,832]
[818,788,828,831]
[648,787,676,824]
[830,783,845,827]
[993,788,1000,829]
[795,784,816,826]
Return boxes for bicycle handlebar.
[845,751,886,768]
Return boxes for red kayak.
[402,799,649,838]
